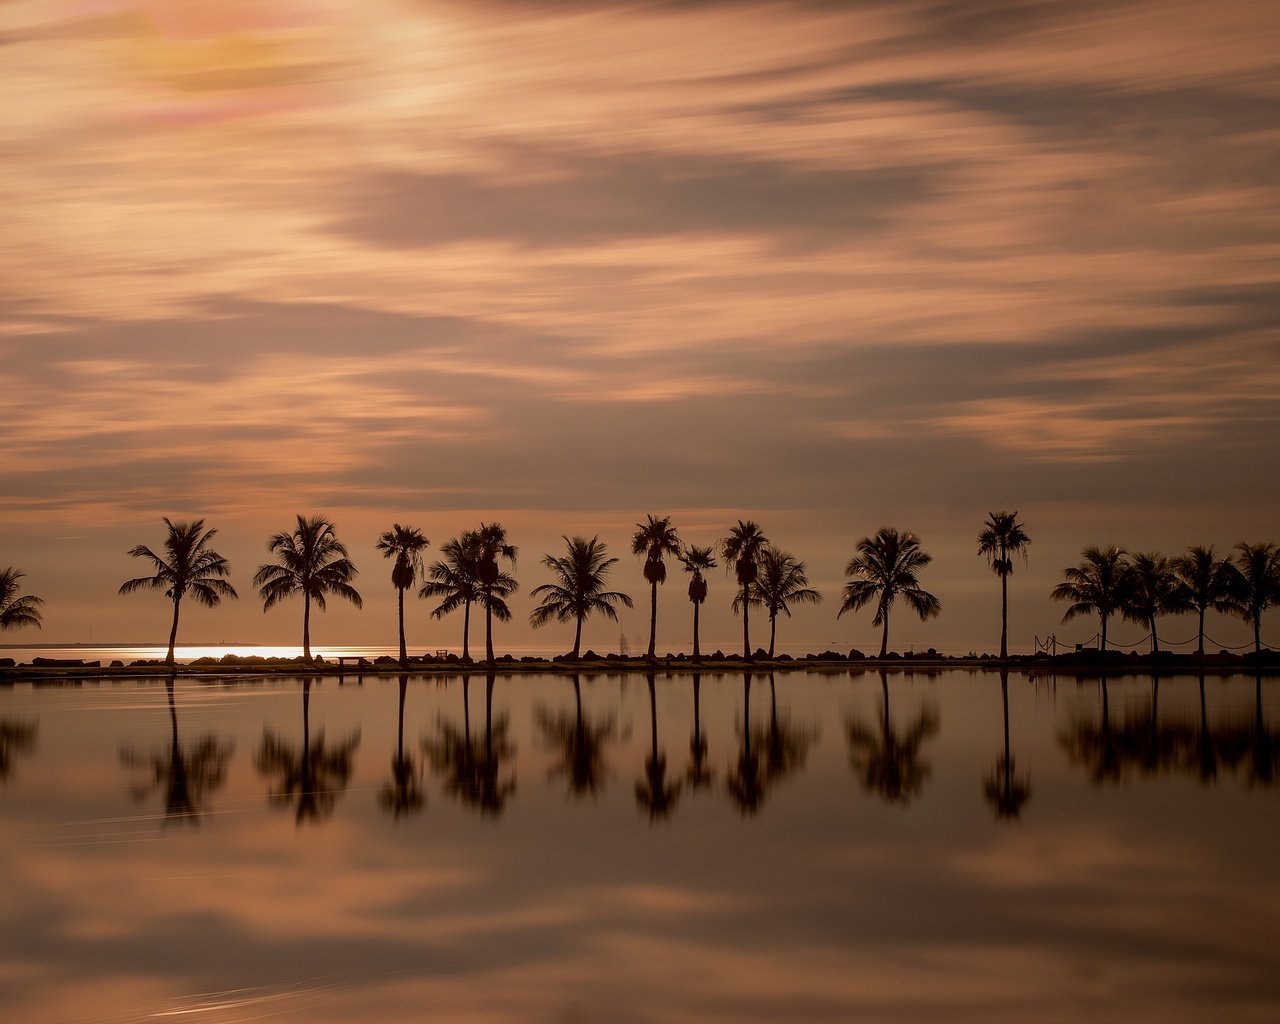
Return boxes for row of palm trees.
[1,511,1276,662]
[1051,543,1280,655]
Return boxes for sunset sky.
[2,0,1277,655]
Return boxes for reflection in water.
[725,672,764,814]
[379,675,425,818]
[845,671,939,805]
[256,681,360,826]
[424,674,515,817]
[686,673,714,793]
[1060,675,1280,787]
[723,672,815,815]
[982,671,1032,820]
[535,673,617,798]
[119,677,233,826]
[636,672,682,821]
[0,716,37,784]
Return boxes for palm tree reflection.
[845,671,939,805]
[120,676,233,825]
[762,673,815,792]
[379,675,424,818]
[686,673,714,794]
[1059,676,1122,785]
[424,673,515,817]
[726,672,765,814]
[636,672,682,821]
[256,680,360,826]
[982,671,1032,820]
[0,717,37,784]
[1250,675,1278,787]
[535,673,617,798]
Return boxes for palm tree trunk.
[303,593,312,661]
[1197,606,1206,656]
[768,612,777,659]
[397,586,407,665]
[1099,612,1108,652]
[485,596,494,664]
[166,596,182,666]
[462,599,471,661]
[1255,613,1262,655]
[648,581,658,659]
[879,613,890,659]
[999,570,1009,659]
[1150,615,1159,654]
[742,585,751,660]
[692,601,701,662]
[572,614,583,660]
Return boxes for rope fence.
[1036,630,1274,654]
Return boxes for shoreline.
[2,649,1278,683]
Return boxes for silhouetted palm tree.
[1173,545,1238,655]
[119,676,234,826]
[635,672,682,821]
[534,674,616,798]
[632,515,681,660]
[739,547,822,658]
[982,671,1031,820]
[0,568,43,634]
[379,675,424,818]
[845,672,940,805]
[256,681,360,826]
[1050,545,1131,651]
[720,520,769,659]
[977,511,1031,659]
[838,528,941,658]
[1229,542,1280,654]
[474,523,518,664]
[376,524,429,665]
[680,545,717,662]
[1121,552,1187,653]
[118,519,237,665]
[253,515,363,661]
[530,536,633,660]
[421,532,483,660]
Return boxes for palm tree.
[253,515,363,661]
[680,545,717,662]
[420,532,483,660]
[474,522,518,664]
[720,520,769,659]
[0,568,44,634]
[119,519,237,665]
[1230,542,1280,654]
[1122,551,1187,654]
[738,547,822,658]
[1173,545,1239,655]
[376,524,429,665]
[1050,546,1131,651]
[632,514,681,660]
[977,511,1031,659]
[837,528,941,658]
[530,536,633,660]
[534,674,617,798]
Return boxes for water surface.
[1,669,1277,1022]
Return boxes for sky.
[1,0,1278,656]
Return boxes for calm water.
[1,669,1277,1023]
